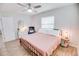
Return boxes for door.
[2,17,15,42]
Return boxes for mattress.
[20,33,61,56]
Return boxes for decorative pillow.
[38,28,60,36]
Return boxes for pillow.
[38,28,60,36]
[38,28,47,33]
[50,29,60,36]
[19,30,28,37]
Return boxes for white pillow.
[38,28,47,33]
[50,29,60,36]
[19,30,28,37]
[38,28,60,36]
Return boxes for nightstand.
[60,38,70,48]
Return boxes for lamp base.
[60,39,69,48]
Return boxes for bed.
[19,32,61,56]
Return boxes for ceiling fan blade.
[17,3,27,7]
[34,5,41,8]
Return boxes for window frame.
[41,16,54,29]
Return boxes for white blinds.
[41,16,54,29]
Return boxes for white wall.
[31,4,79,46]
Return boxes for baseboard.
[3,38,16,43]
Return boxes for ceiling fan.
[17,3,41,13]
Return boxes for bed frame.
[19,38,47,56]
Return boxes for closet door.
[2,17,15,42]
[0,18,3,48]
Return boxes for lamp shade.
[62,31,69,40]
[19,26,27,32]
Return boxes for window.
[41,16,54,29]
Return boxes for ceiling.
[0,3,74,16]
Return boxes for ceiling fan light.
[27,9,33,13]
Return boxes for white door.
[2,17,15,42]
